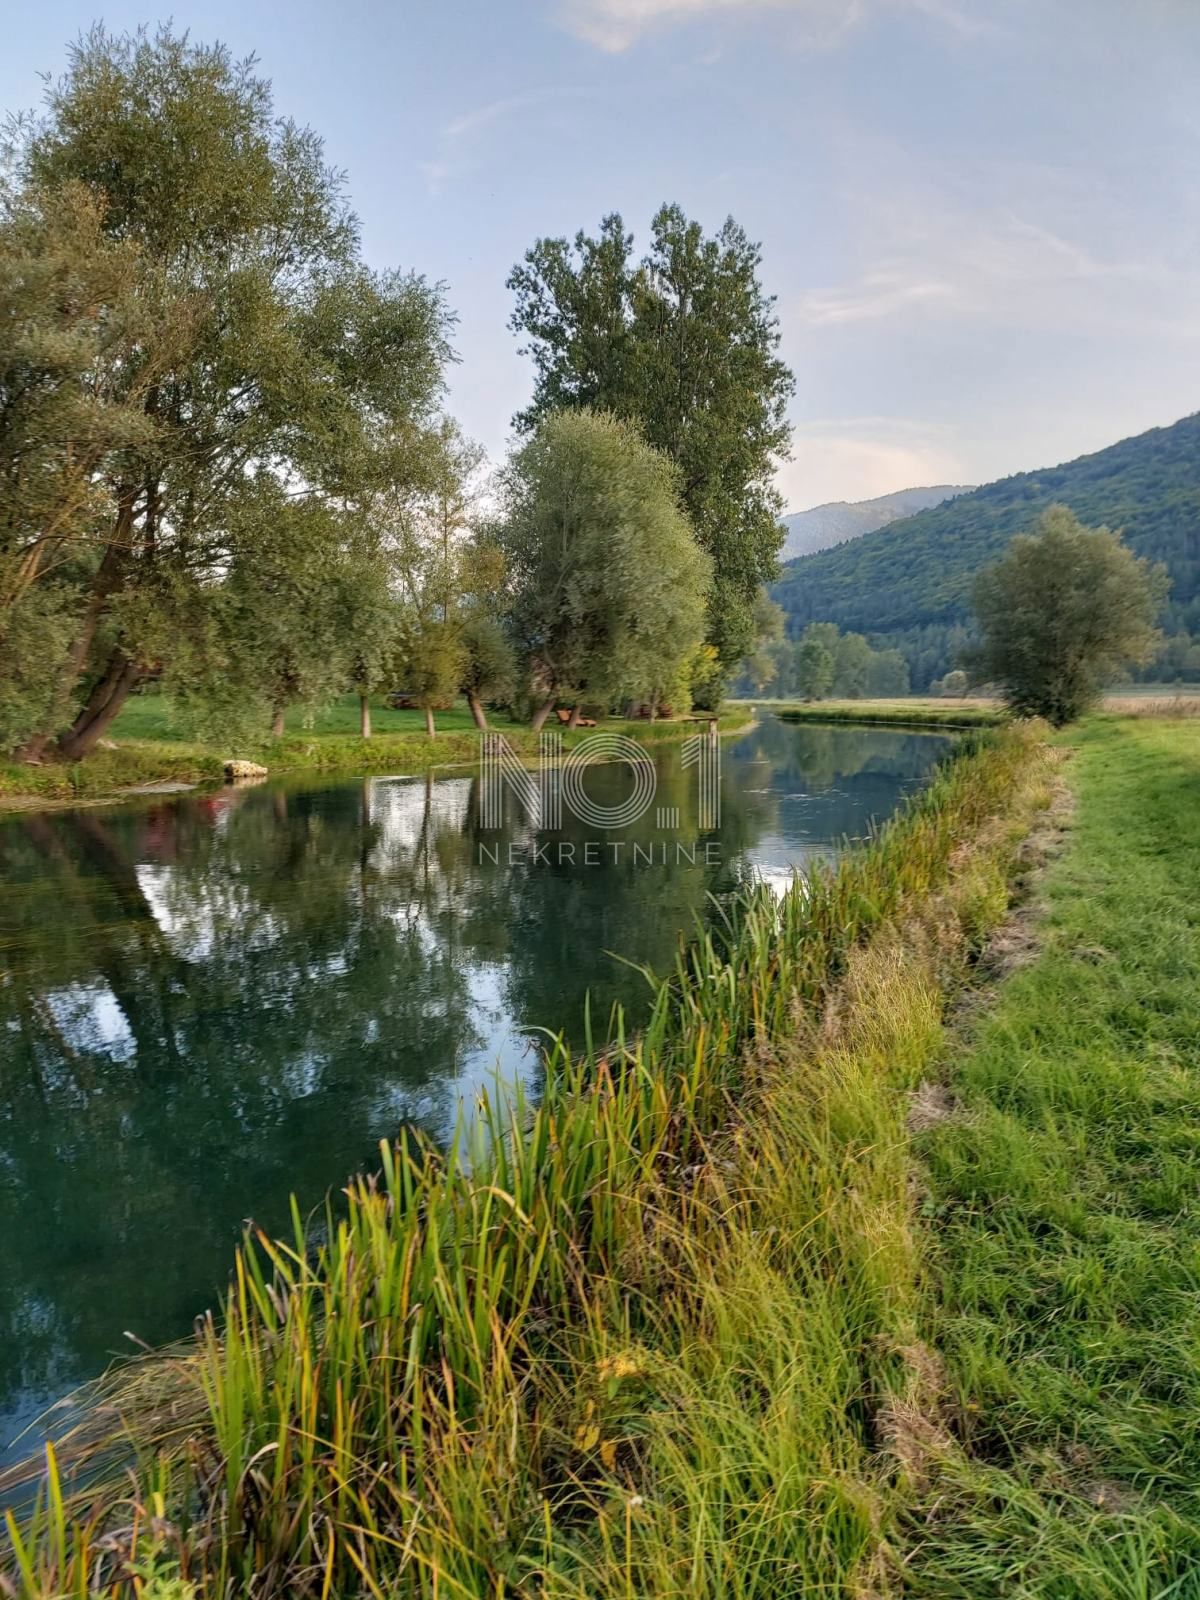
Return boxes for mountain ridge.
[779,484,973,561]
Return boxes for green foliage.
[739,620,909,700]
[865,646,911,697]
[0,25,454,757]
[936,668,969,697]
[508,205,794,672]
[495,408,711,718]
[795,636,834,700]
[773,411,1200,688]
[969,505,1167,724]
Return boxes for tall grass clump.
[2,726,1052,1599]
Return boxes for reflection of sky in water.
[0,717,954,1470]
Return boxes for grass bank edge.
[0,709,754,807]
[772,699,1004,730]
[4,722,1054,1598]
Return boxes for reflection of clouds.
[368,775,472,858]
[136,865,281,962]
[44,983,135,1065]
[743,831,832,900]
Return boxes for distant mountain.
[772,412,1200,690]
[779,485,972,561]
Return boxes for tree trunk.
[567,703,582,729]
[58,526,130,695]
[271,706,286,738]
[530,694,556,733]
[359,693,372,738]
[424,704,436,738]
[15,733,51,764]
[56,657,143,762]
[467,692,488,731]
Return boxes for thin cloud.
[792,190,1200,339]
[555,0,994,53]
[558,0,859,52]
[423,87,593,193]
[798,271,958,325]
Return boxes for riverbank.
[3,723,1053,1596]
[0,695,752,808]
[770,697,1004,729]
[898,714,1200,1592]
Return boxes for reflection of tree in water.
[0,720,953,1451]
[482,744,786,1048]
[0,779,492,1437]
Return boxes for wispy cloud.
[792,165,1200,340]
[555,0,994,53]
[423,87,592,193]
[798,271,957,325]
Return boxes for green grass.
[2,725,1052,1598]
[902,717,1200,1596]
[110,692,493,742]
[0,694,749,804]
[772,699,1004,729]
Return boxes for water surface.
[0,716,951,1457]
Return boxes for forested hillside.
[773,413,1200,689]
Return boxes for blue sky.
[3,0,1198,508]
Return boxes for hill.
[779,485,971,560]
[772,412,1200,689]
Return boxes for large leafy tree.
[969,505,1168,724]
[494,409,711,730]
[386,421,485,738]
[0,26,453,759]
[507,205,793,677]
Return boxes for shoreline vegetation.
[4,722,1055,1596]
[769,698,1004,729]
[0,695,754,809]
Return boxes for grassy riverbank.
[0,694,750,806]
[3,724,1053,1597]
[900,715,1200,1594]
[772,698,1004,729]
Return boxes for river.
[0,714,953,1461]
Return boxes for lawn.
[0,692,749,804]
[903,716,1200,1594]
[109,691,506,743]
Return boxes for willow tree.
[970,505,1168,725]
[495,409,711,729]
[508,205,793,681]
[1,26,452,759]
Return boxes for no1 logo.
[479,729,720,832]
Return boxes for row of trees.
[736,604,910,700]
[0,27,794,760]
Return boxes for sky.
[2,0,1198,510]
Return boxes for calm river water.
[0,715,952,1459]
